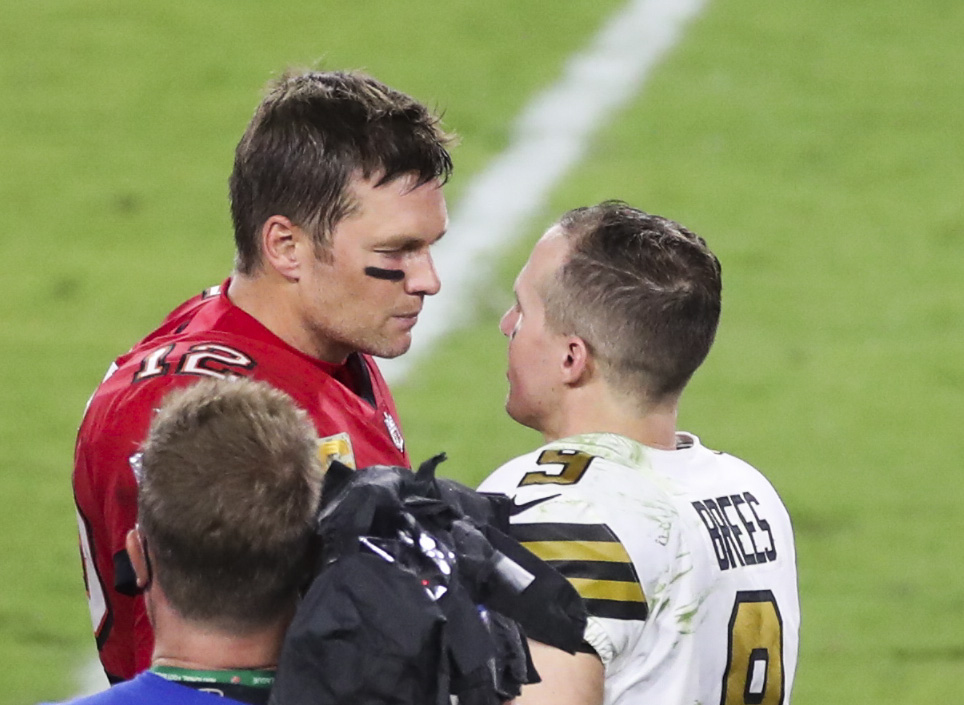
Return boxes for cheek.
[346,274,392,309]
[505,336,533,386]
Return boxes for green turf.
[3,0,963,703]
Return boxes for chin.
[506,391,550,435]
[368,338,412,359]
[505,399,533,430]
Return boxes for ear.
[125,528,151,589]
[561,336,592,386]
[260,215,302,280]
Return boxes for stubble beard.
[359,326,413,360]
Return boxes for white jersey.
[479,432,799,705]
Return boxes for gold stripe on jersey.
[513,521,648,621]
[521,540,631,563]
[569,578,646,603]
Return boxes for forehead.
[335,172,448,243]
[517,225,570,293]
[354,172,446,216]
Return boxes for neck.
[152,625,285,672]
[227,272,348,364]
[149,593,291,671]
[544,383,680,450]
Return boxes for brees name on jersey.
[691,491,778,572]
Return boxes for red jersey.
[73,280,409,682]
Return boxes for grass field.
[2,0,963,703]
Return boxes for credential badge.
[317,432,356,471]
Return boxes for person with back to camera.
[52,377,322,705]
[479,201,801,704]
[73,68,455,682]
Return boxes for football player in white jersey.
[478,202,800,705]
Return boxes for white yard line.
[380,0,707,382]
[75,0,705,693]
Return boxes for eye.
[374,242,425,263]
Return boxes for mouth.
[394,311,420,329]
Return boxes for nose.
[405,252,441,296]
[499,308,518,338]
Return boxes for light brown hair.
[545,201,722,403]
[137,377,321,631]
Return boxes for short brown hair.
[545,201,722,403]
[229,69,455,274]
[137,377,322,631]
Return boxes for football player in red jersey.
[73,69,454,683]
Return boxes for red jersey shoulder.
[87,331,405,461]
[81,282,408,472]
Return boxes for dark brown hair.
[229,69,454,273]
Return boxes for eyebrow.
[378,228,447,250]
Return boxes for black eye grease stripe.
[364,266,405,281]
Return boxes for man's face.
[298,173,447,362]
[500,226,571,434]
